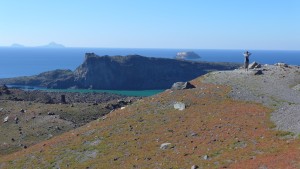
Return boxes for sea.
[1,47,300,79]
[1,47,299,96]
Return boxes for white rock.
[3,116,9,123]
[121,107,126,110]
[275,62,288,67]
[174,102,185,111]
[160,143,172,150]
[203,155,209,160]
[191,165,199,169]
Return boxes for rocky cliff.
[0,53,240,90]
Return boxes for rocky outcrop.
[171,82,195,90]
[275,62,289,67]
[0,53,240,90]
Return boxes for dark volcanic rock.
[0,53,240,90]
[254,70,263,75]
[69,53,239,90]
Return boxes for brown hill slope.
[0,88,137,156]
[0,68,300,168]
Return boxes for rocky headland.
[0,53,240,90]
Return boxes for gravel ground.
[202,64,300,134]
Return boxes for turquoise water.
[7,85,164,97]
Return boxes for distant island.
[38,42,65,48]
[9,42,65,48]
[175,51,200,60]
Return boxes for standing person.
[243,50,251,71]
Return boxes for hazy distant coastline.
[7,42,65,48]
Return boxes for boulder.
[254,70,263,75]
[3,116,9,123]
[47,112,55,115]
[174,102,186,111]
[160,143,172,150]
[203,155,209,160]
[14,117,19,124]
[191,165,199,169]
[171,82,195,90]
[249,62,261,69]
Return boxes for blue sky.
[0,0,299,50]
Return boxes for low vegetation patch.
[0,77,299,168]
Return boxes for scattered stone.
[171,82,195,90]
[121,107,126,110]
[20,109,26,113]
[191,132,198,137]
[0,108,3,112]
[254,70,263,75]
[3,116,9,123]
[55,126,61,130]
[174,102,185,111]
[160,143,172,150]
[249,62,261,69]
[47,112,55,115]
[275,62,288,67]
[191,165,199,169]
[14,117,19,124]
[203,155,209,160]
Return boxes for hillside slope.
[0,87,137,156]
[0,65,299,169]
